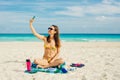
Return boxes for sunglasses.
[48,27,54,30]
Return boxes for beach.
[0,42,120,80]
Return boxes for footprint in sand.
[81,75,87,80]
[100,73,108,80]
[113,73,120,80]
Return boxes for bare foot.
[37,65,44,68]
[42,65,49,68]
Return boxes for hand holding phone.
[30,16,35,24]
[32,16,35,19]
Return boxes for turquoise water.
[0,34,120,42]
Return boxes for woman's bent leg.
[44,58,64,68]
[34,58,49,68]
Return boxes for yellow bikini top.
[44,44,57,50]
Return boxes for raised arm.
[29,19,46,41]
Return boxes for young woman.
[29,18,64,68]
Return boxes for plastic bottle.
[26,59,31,72]
[61,68,68,73]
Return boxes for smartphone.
[32,16,35,19]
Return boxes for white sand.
[0,42,120,80]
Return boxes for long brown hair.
[47,25,61,48]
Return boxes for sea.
[0,34,120,42]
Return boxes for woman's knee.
[60,59,64,64]
[34,59,37,64]
[34,58,49,65]
[57,58,64,64]
[34,58,39,64]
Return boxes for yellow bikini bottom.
[43,57,52,63]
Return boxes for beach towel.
[25,62,68,74]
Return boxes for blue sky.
[0,0,120,34]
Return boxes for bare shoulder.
[43,35,47,42]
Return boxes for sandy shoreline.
[0,42,120,80]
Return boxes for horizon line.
[0,33,120,35]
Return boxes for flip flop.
[70,63,85,68]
